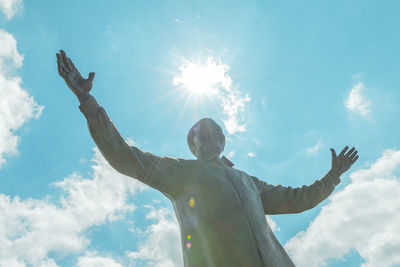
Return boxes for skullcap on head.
[187,118,225,158]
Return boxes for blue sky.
[0,1,399,266]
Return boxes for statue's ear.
[221,156,234,167]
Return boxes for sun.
[169,56,236,127]
[175,63,214,95]
[173,57,229,96]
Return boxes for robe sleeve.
[251,170,341,214]
[79,95,185,198]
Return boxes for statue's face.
[187,118,225,161]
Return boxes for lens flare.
[189,197,195,207]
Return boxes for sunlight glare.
[173,57,231,96]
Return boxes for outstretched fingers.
[344,147,355,158]
[67,57,77,72]
[330,148,337,159]
[59,50,67,71]
[351,155,359,164]
[349,149,358,160]
[56,53,67,77]
[349,149,358,165]
[339,145,359,166]
[339,146,349,157]
[60,50,74,72]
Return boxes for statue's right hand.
[330,146,358,176]
[56,49,95,100]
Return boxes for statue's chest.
[184,162,254,196]
[177,162,260,221]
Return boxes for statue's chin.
[196,150,220,162]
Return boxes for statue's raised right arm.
[252,146,359,214]
[56,50,184,198]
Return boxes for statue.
[56,50,358,267]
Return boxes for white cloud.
[306,140,323,156]
[0,148,146,266]
[266,215,280,232]
[227,150,235,158]
[0,258,26,267]
[0,0,22,19]
[173,57,251,135]
[127,205,183,267]
[0,29,43,167]
[345,82,371,117]
[285,149,400,267]
[76,252,123,267]
[0,29,23,69]
[248,152,256,157]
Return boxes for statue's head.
[187,118,225,161]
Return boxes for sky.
[0,0,399,266]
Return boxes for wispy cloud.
[0,29,43,167]
[305,140,322,156]
[285,149,400,267]
[227,150,236,158]
[248,152,256,157]
[0,0,22,19]
[345,82,371,117]
[0,149,146,266]
[173,56,251,135]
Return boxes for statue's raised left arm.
[56,50,185,198]
[252,146,358,214]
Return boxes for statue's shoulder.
[176,158,197,165]
[161,156,196,167]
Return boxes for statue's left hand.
[330,146,359,176]
[56,49,95,101]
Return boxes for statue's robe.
[79,96,341,267]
